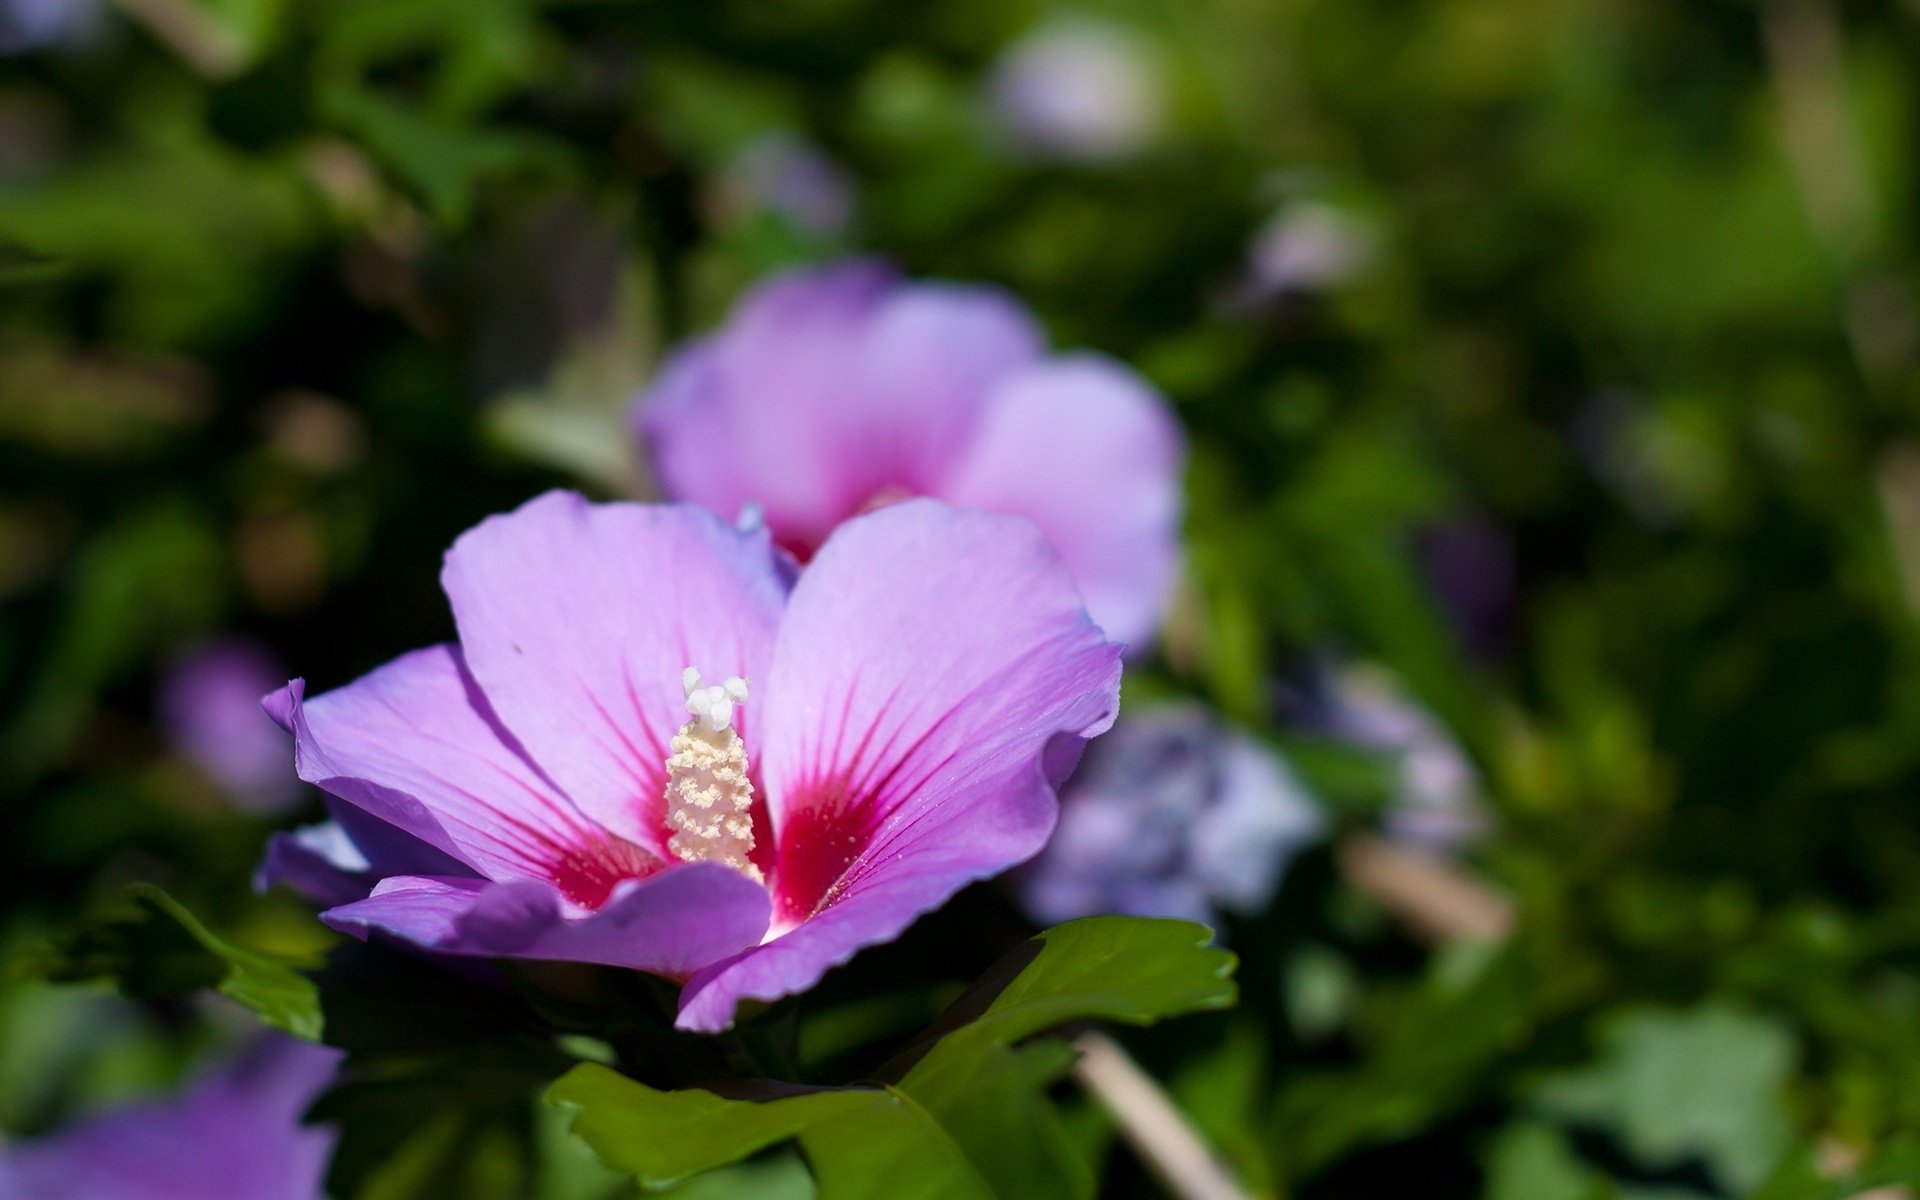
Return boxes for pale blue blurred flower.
[1020,705,1324,929]
[1,0,99,55]
[988,18,1164,163]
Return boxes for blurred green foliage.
[5,0,1920,1195]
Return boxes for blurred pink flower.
[634,260,1185,650]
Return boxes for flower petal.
[675,872,969,1031]
[676,501,1121,1031]
[321,865,770,979]
[255,820,375,908]
[440,491,787,856]
[853,277,1047,493]
[0,1034,338,1200]
[267,645,627,887]
[938,353,1184,648]
[636,260,1043,557]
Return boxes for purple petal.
[0,1034,338,1200]
[853,279,1047,491]
[158,637,300,813]
[677,500,1122,1031]
[636,260,1043,557]
[676,869,981,1031]
[636,261,894,552]
[321,865,770,979]
[255,820,375,907]
[939,353,1184,649]
[267,645,638,893]
[441,491,788,858]
[255,792,481,908]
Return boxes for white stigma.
[664,668,762,882]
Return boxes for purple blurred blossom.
[1306,665,1487,850]
[1020,705,1324,929]
[1240,200,1376,300]
[717,132,855,237]
[988,18,1164,162]
[634,259,1185,650]
[1415,516,1516,659]
[158,638,300,814]
[265,492,1121,1032]
[0,1034,339,1200]
[0,0,98,55]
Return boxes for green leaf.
[1529,1004,1797,1193]
[1273,940,1535,1173]
[308,0,544,120]
[314,1038,572,1200]
[531,1096,633,1200]
[890,916,1237,1070]
[24,884,323,1040]
[0,241,69,285]
[551,918,1237,1198]
[1483,1123,1610,1200]
[0,131,317,345]
[0,506,224,781]
[656,1149,816,1200]
[888,1041,1089,1200]
[553,1069,973,1195]
[320,84,562,224]
[1169,1021,1276,1195]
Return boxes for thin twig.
[112,0,247,78]
[1072,1030,1253,1200]
[1874,448,1920,621]
[1339,834,1515,943]
[1819,1136,1916,1200]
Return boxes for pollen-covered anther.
[664,668,763,883]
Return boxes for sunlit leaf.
[552,918,1236,1197]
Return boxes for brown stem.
[1339,833,1514,943]
[1071,1030,1253,1200]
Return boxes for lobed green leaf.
[550,917,1237,1197]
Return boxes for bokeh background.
[4,0,1920,1196]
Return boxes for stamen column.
[664,669,763,883]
